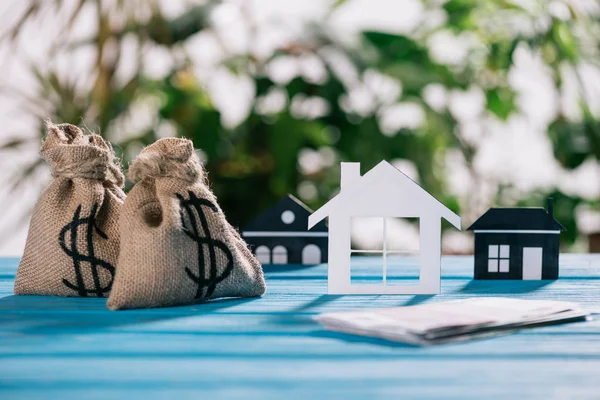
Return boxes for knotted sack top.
[127,138,206,184]
[40,121,124,187]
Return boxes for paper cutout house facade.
[242,195,328,265]
[308,161,461,295]
[467,199,565,280]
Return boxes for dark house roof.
[467,207,565,231]
[243,194,328,232]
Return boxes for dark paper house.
[467,199,565,280]
[242,195,328,265]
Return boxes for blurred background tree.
[1,0,599,252]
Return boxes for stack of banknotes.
[315,297,590,346]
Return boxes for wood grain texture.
[0,255,599,400]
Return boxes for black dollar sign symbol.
[177,191,234,299]
[59,203,115,297]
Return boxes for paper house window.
[488,245,510,273]
[272,245,288,264]
[281,210,295,224]
[255,245,270,264]
[302,244,321,264]
[350,217,419,285]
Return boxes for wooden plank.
[1,359,600,399]
[0,255,599,399]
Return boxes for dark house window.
[272,246,288,264]
[488,245,510,273]
[256,246,270,264]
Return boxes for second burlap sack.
[107,138,266,310]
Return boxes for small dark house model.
[242,195,328,265]
[467,198,565,280]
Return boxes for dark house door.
[522,247,543,280]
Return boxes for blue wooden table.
[1,255,599,399]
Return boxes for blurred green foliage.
[1,0,599,247]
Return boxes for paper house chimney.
[547,197,554,217]
[341,162,361,191]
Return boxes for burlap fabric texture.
[107,138,266,310]
[15,121,126,298]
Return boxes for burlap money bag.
[107,138,266,310]
[15,121,125,298]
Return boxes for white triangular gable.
[309,161,461,229]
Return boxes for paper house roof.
[309,161,461,229]
[244,194,327,232]
[467,208,565,231]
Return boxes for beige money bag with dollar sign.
[107,138,266,310]
[15,121,125,297]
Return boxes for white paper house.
[308,161,461,294]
